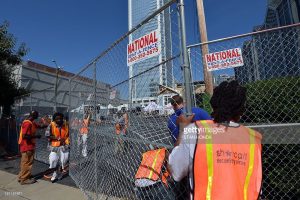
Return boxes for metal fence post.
[178,0,192,114]
[93,62,98,199]
[7,117,10,151]
[187,48,196,107]
[30,93,32,111]
[68,79,71,114]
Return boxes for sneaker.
[51,171,58,182]
[82,149,87,157]
[20,178,36,185]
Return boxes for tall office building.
[128,0,173,107]
[235,0,300,84]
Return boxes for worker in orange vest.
[79,113,90,157]
[18,111,48,184]
[135,148,175,200]
[114,111,128,154]
[168,80,262,200]
[45,112,70,182]
[114,111,128,135]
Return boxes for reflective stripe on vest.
[51,122,69,147]
[135,148,168,184]
[200,120,213,200]
[18,120,36,144]
[244,128,255,200]
[194,120,261,200]
[148,149,162,179]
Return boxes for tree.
[0,21,28,116]
[195,92,212,114]
[242,77,300,123]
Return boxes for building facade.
[235,0,300,84]
[13,61,116,116]
[128,0,173,107]
[214,74,235,86]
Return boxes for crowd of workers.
[17,80,266,199]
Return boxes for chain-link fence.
[0,117,18,154]
[9,0,299,199]
[67,14,300,200]
[188,23,300,199]
[68,0,192,199]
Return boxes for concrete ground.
[0,155,126,200]
[0,155,85,200]
[0,170,85,200]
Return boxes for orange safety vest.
[80,119,89,134]
[135,148,169,186]
[193,120,262,200]
[115,123,122,135]
[18,120,37,144]
[50,121,70,147]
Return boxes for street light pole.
[52,60,60,112]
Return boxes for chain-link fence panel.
[0,117,18,154]
[188,24,300,200]
[68,0,194,199]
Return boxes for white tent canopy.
[162,103,174,115]
[108,104,117,109]
[143,102,162,112]
[70,105,84,113]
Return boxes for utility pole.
[196,0,214,95]
[52,60,60,112]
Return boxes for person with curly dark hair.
[45,112,70,182]
[210,80,247,124]
[168,80,263,200]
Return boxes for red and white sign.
[205,48,244,71]
[127,30,161,66]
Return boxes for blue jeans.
[135,182,175,200]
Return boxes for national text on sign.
[127,31,158,54]
[205,48,241,63]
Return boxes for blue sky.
[0,0,267,73]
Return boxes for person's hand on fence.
[176,113,194,127]
[175,113,194,146]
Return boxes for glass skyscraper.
[235,0,300,84]
[128,0,173,107]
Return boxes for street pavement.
[0,155,83,200]
[0,170,85,200]
[0,155,125,200]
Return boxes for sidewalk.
[0,156,125,200]
[0,170,85,200]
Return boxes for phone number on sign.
[128,47,159,63]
